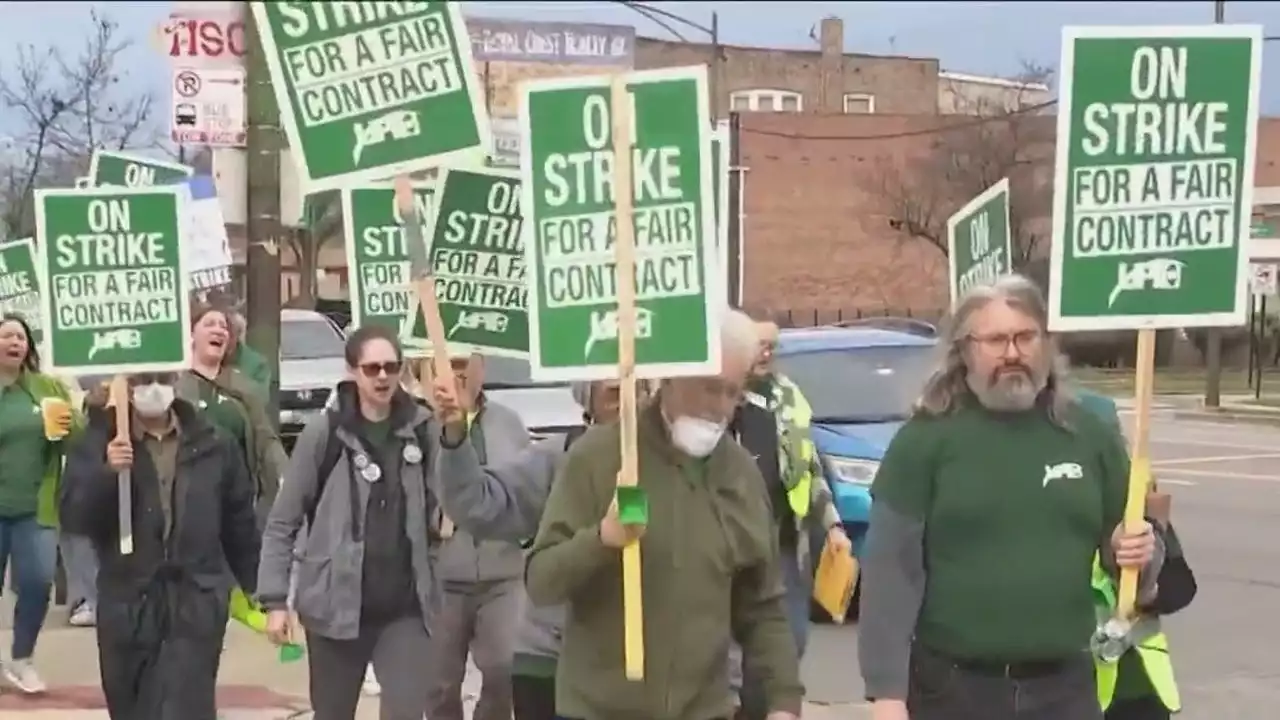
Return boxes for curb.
[1172,408,1280,427]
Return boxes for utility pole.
[709,12,720,119]
[1204,0,1227,408]
[245,2,282,422]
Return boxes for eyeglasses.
[358,361,403,378]
[967,330,1042,355]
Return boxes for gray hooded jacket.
[431,399,532,583]
[256,388,442,640]
[435,434,569,663]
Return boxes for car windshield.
[483,356,568,388]
[281,319,346,361]
[775,345,934,423]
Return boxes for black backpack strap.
[306,410,344,528]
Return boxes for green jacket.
[229,343,273,395]
[19,372,85,527]
[175,367,285,526]
[526,402,804,720]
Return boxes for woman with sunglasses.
[180,303,286,530]
[0,313,82,694]
[257,325,440,720]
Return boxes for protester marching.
[8,2,1276,719]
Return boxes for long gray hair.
[915,274,1075,427]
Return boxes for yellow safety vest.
[1091,556,1181,712]
[772,375,814,519]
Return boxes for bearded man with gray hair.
[858,275,1164,720]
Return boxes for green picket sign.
[89,151,193,189]
[342,183,436,354]
[520,66,723,382]
[947,178,1012,305]
[408,166,528,358]
[33,188,193,375]
[0,238,42,343]
[250,2,490,192]
[1049,25,1262,331]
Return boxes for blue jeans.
[0,516,57,659]
[737,547,811,720]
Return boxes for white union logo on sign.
[584,307,653,359]
[353,110,422,166]
[1109,258,1186,308]
[89,328,143,359]
[450,310,509,337]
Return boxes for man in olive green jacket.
[520,309,803,720]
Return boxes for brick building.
[738,114,1280,317]
[636,17,938,118]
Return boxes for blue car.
[773,326,937,617]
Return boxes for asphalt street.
[0,412,1273,718]
[803,410,1280,720]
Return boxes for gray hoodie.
[257,389,442,640]
[431,399,532,583]
[434,433,570,672]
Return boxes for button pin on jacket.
[403,444,423,464]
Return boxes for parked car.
[479,356,583,440]
[773,326,936,621]
[277,308,349,451]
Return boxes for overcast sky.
[3,0,1280,143]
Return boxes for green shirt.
[362,418,394,449]
[0,381,49,517]
[872,399,1127,661]
[194,374,248,451]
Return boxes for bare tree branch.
[863,62,1056,269]
[0,9,161,239]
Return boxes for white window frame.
[843,93,876,114]
[729,89,803,112]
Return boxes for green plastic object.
[615,486,649,526]
[279,643,305,663]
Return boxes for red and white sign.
[154,7,245,69]
[171,67,246,147]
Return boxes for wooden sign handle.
[610,74,645,682]
[110,376,134,556]
[1116,328,1156,617]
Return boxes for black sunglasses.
[359,361,403,378]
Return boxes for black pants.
[1105,696,1171,720]
[512,674,557,720]
[908,645,1103,720]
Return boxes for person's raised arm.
[436,433,560,542]
[524,438,614,606]
[858,418,936,705]
[256,412,329,610]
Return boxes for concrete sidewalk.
[0,620,863,718]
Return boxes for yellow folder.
[812,540,859,624]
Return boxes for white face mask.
[669,415,726,458]
[132,383,175,417]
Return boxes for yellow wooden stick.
[610,74,645,681]
[1116,328,1156,617]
